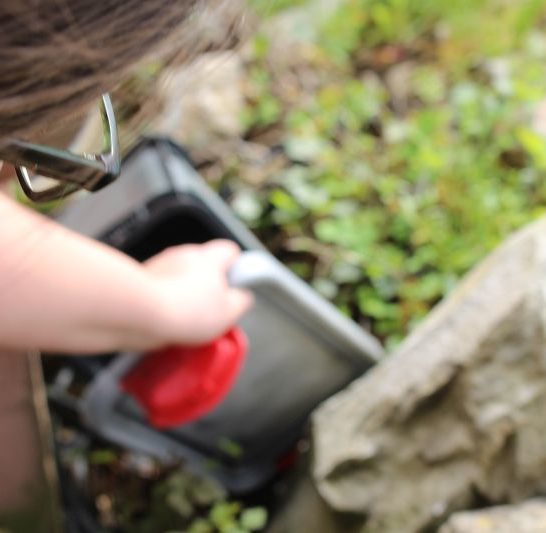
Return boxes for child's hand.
[144,240,253,346]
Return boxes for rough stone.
[311,217,546,532]
[439,499,546,533]
[153,51,245,149]
[267,452,357,533]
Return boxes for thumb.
[202,239,241,270]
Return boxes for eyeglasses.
[0,94,120,202]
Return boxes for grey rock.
[153,51,245,148]
[312,217,546,532]
[267,452,358,533]
[439,499,546,533]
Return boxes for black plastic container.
[56,138,383,492]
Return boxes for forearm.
[0,193,166,353]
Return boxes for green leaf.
[166,491,193,518]
[89,449,117,465]
[330,262,363,284]
[231,190,264,222]
[314,213,381,254]
[224,527,248,533]
[210,502,241,530]
[270,189,300,212]
[412,66,446,105]
[190,477,226,506]
[284,136,329,163]
[217,438,244,459]
[312,278,339,299]
[240,507,268,531]
[516,127,546,169]
[186,519,214,533]
[357,288,400,320]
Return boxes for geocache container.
[57,137,384,493]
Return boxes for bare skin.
[0,162,253,354]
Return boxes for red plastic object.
[121,328,248,429]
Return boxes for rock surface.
[439,499,546,533]
[311,217,546,532]
[153,51,245,149]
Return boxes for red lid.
[121,328,248,429]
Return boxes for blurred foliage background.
[219,0,546,349]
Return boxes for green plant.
[103,464,267,533]
[235,0,546,347]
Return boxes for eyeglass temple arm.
[2,94,120,189]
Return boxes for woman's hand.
[0,190,252,354]
[144,240,253,346]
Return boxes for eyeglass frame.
[0,93,120,202]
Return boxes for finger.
[225,288,254,321]
[166,244,203,257]
[143,244,201,269]
[204,239,241,254]
[202,240,241,269]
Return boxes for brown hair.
[0,0,246,144]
